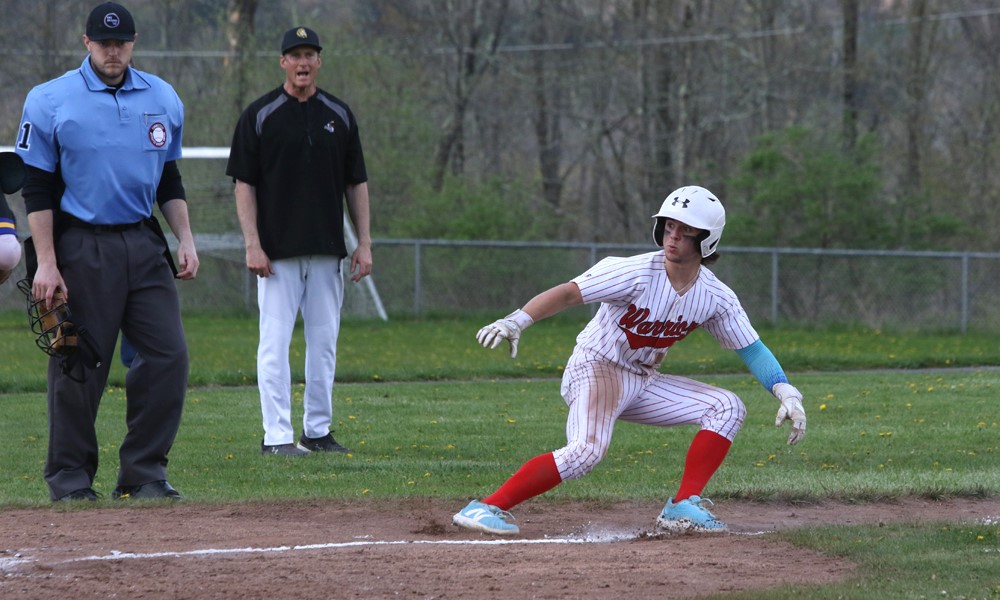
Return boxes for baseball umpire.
[453,185,807,535]
[15,2,198,501]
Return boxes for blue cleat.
[656,495,728,532]
[453,500,519,535]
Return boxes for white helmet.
[651,185,726,257]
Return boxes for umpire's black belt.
[64,214,145,233]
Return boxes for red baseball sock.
[483,452,562,511]
[673,430,732,501]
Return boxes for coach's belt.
[64,215,145,233]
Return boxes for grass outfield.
[1,311,998,597]
[2,371,996,504]
[1,310,999,392]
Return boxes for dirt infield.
[2,497,999,599]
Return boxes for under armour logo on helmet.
[671,198,691,208]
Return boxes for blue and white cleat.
[655,495,728,532]
[453,500,520,535]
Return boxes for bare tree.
[530,1,564,210]
[425,0,510,192]
[226,0,258,118]
[903,0,933,202]
[841,0,859,149]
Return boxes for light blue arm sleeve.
[735,339,788,391]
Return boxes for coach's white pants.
[257,256,344,446]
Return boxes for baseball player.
[453,185,807,535]
[0,152,25,285]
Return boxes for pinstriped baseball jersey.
[571,250,759,375]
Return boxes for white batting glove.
[772,382,807,445]
[476,309,534,358]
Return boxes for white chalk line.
[5,516,997,573]
[0,527,777,572]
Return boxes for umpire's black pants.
[44,221,188,500]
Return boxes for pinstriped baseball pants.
[552,357,746,481]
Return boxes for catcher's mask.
[17,279,102,383]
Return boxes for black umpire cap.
[281,26,322,54]
[86,2,136,41]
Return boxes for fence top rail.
[370,238,1000,259]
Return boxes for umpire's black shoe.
[54,487,100,502]
[297,433,351,454]
[112,480,184,500]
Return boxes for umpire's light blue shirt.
[15,56,184,224]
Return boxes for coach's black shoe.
[54,487,100,502]
[262,439,309,456]
[112,480,184,500]
[297,433,351,454]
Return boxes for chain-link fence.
[369,241,1000,333]
[2,235,997,332]
[4,147,998,331]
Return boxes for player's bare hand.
[476,310,534,358]
[772,382,806,445]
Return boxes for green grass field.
[1,311,998,597]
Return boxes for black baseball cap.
[86,2,136,41]
[281,26,322,54]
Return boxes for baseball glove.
[17,278,102,382]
